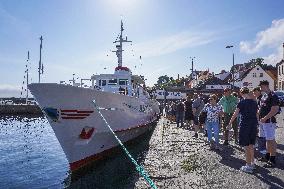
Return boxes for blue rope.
[93,100,157,189]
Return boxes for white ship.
[28,21,160,172]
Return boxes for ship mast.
[112,20,132,67]
[38,36,43,83]
[26,51,30,104]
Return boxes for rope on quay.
[92,100,158,189]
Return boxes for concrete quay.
[133,112,284,189]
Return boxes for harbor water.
[0,116,153,189]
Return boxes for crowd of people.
[163,80,280,173]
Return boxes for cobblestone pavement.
[134,112,284,189]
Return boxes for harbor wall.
[0,105,43,115]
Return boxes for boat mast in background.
[26,51,30,104]
[38,36,43,83]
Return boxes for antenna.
[38,36,43,83]
[112,20,132,67]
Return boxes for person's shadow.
[217,145,284,188]
[218,146,245,170]
[253,166,284,189]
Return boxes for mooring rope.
[92,100,158,189]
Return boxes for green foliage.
[181,154,199,172]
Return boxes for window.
[102,80,107,86]
[108,79,117,85]
[99,80,101,86]
[279,66,281,76]
[259,73,263,77]
[253,73,256,77]
[282,65,284,75]
[119,79,128,85]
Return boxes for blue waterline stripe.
[93,100,157,189]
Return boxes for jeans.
[176,112,184,127]
[206,121,220,144]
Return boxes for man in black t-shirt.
[259,80,280,167]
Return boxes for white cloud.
[263,45,283,64]
[239,18,284,64]
[89,30,218,65]
[0,84,21,97]
[129,31,216,59]
[240,18,284,54]
[68,30,219,79]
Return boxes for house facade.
[234,65,276,90]
[190,71,211,88]
[277,60,284,91]
[276,43,284,91]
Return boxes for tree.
[155,75,170,89]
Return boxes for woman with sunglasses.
[202,94,223,150]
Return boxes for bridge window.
[119,79,128,85]
[99,80,107,86]
[108,79,117,85]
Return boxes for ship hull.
[28,83,160,171]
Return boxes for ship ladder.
[92,99,158,189]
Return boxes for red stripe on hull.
[61,110,78,112]
[62,117,87,119]
[69,119,157,172]
[77,111,94,113]
[70,147,114,171]
[61,113,90,116]
[61,109,94,113]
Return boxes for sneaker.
[265,160,276,168]
[215,144,222,151]
[259,150,267,155]
[204,131,208,137]
[258,156,269,162]
[209,143,215,150]
[250,164,256,170]
[240,165,253,173]
[223,140,229,145]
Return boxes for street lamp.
[189,57,195,80]
[226,45,235,90]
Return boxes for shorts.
[258,124,265,138]
[193,116,199,125]
[261,123,276,140]
[239,124,257,147]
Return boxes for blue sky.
[1,0,284,97]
